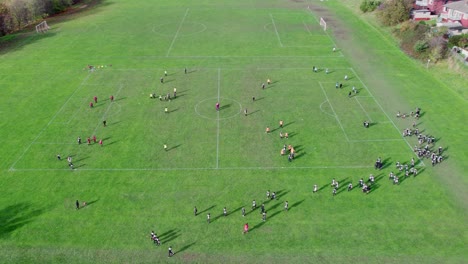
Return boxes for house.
[412,9,436,20]
[415,0,462,15]
[440,0,468,27]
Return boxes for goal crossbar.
[36,21,50,33]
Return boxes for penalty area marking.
[319,100,335,117]
[269,14,283,47]
[9,74,92,171]
[348,68,426,167]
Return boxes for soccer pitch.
[0,0,466,263]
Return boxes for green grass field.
[0,0,466,263]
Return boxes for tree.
[0,3,14,36]
[8,0,33,30]
[376,0,412,26]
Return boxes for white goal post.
[35,21,50,33]
[319,17,327,31]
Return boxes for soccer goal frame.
[35,21,50,33]
[319,17,327,31]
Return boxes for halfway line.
[216,68,221,169]
[166,8,189,57]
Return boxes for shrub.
[360,0,381,13]
[414,40,429,53]
[377,0,412,26]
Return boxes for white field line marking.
[11,165,376,172]
[33,142,75,145]
[44,55,344,59]
[348,139,404,142]
[66,98,90,125]
[282,45,337,48]
[303,20,312,35]
[319,100,336,117]
[349,67,426,166]
[256,67,351,70]
[216,68,221,169]
[9,74,91,170]
[92,83,125,135]
[270,14,284,47]
[354,97,373,122]
[166,8,189,57]
[319,82,350,142]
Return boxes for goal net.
[35,21,50,33]
[319,17,326,31]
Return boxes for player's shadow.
[211,212,225,222]
[108,121,122,127]
[101,137,111,141]
[227,206,244,217]
[266,202,282,212]
[86,199,99,206]
[380,157,392,170]
[113,97,126,102]
[414,167,425,176]
[247,110,260,116]
[270,127,280,133]
[167,144,181,151]
[163,79,175,83]
[294,151,306,160]
[287,132,298,138]
[289,199,305,211]
[250,221,266,232]
[368,183,380,194]
[337,180,352,195]
[158,229,177,240]
[253,97,265,101]
[399,174,408,185]
[105,141,117,146]
[275,189,289,200]
[168,108,179,113]
[268,208,284,220]
[282,121,295,128]
[219,104,231,110]
[293,145,303,152]
[198,205,216,216]
[175,242,196,255]
[335,177,349,194]
[74,156,89,163]
[318,185,328,192]
[74,164,86,169]
[162,233,180,244]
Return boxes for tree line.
[0,0,82,36]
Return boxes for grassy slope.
[0,0,466,263]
